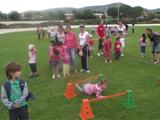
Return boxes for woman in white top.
[79,24,90,73]
[57,25,65,44]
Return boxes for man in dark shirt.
[146,28,160,64]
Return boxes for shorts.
[51,60,60,68]
[29,63,37,73]
[98,39,103,50]
[152,43,160,54]
[140,46,146,54]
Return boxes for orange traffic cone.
[79,99,94,120]
[64,82,77,99]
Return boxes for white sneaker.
[80,69,85,72]
[121,53,124,57]
[86,70,90,73]
[52,75,56,79]
[97,53,100,56]
[57,74,61,78]
[100,52,104,55]
[105,60,108,63]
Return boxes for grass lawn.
[0,26,160,120]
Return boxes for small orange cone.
[79,99,94,120]
[64,82,77,99]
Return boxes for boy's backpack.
[3,79,34,101]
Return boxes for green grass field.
[0,26,160,120]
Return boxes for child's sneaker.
[80,69,85,72]
[57,74,61,78]
[52,74,56,79]
[105,60,108,63]
[29,73,34,78]
[97,53,100,56]
[109,60,112,63]
[86,70,90,73]
[121,53,124,56]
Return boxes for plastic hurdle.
[64,74,104,100]
[79,90,136,120]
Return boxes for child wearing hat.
[28,44,39,78]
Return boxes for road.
[0,24,160,35]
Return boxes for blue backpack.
[3,79,34,101]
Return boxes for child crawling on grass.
[75,80,108,98]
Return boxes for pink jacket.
[64,32,77,49]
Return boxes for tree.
[107,7,118,19]
[147,12,156,19]
[119,5,132,18]
[132,7,143,19]
[57,11,66,20]
[8,11,20,20]
[73,9,97,19]
[82,10,97,19]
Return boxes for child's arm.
[15,82,29,105]
[1,86,14,109]
[75,84,83,92]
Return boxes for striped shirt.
[84,83,103,97]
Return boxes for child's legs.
[66,64,70,75]
[19,106,29,120]
[32,63,37,74]
[63,64,68,76]
[9,109,19,120]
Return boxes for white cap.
[28,44,35,50]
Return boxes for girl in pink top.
[28,44,39,78]
[76,80,108,98]
[64,25,78,73]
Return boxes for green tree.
[132,6,143,19]
[119,5,132,18]
[57,11,66,20]
[82,10,97,19]
[8,11,20,20]
[107,7,118,19]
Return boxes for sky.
[0,0,159,13]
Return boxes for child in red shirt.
[103,36,112,63]
[114,37,122,60]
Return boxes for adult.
[64,25,77,72]
[117,20,126,36]
[132,20,135,34]
[96,20,106,56]
[78,24,90,73]
[56,25,65,44]
[37,25,41,40]
[146,28,160,64]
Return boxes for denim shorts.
[140,46,146,54]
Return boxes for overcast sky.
[0,0,159,13]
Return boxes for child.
[61,45,70,77]
[1,62,29,120]
[114,37,122,60]
[28,44,39,78]
[88,34,94,58]
[119,34,125,57]
[51,44,61,79]
[102,36,112,63]
[139,33,147,58]
[75,80,108,98]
